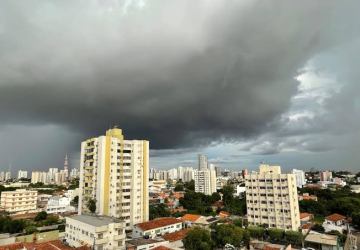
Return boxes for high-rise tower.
[64,154,69,180]
[78,128,149,229]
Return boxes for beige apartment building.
[78,128,149,229]
[0,189,38,213]
[65,214,125,250]
[245,164,300,231]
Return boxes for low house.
[162,229,189,249]
[323,213,348,233]
[300,212,314,224]
[250,240,291,250]
[126,238,167,250]
[181,214,217,229]
[219,211,230,219]
[305,232,340,250]
[299,193,318,201]
[132,218,183,239]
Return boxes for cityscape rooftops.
[135,217,182,231]
[162,229,189,242]
[181,214,201,222]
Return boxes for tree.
[248,225,265,239]
[268,228,285,243]
[149,204,171,220]
[285,231,303,246]
[215,224,248,247]
[210,192,221,203]
[312,224,325,233]
[87,199,96,213]
[222,185,235,207]
[183,227,214,250]
[34,211,48,221]
[174,183,184,192]
[352,211,360,229]
[71,196,79,207]
[184,180,195,191]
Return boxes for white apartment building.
[31,171,48,184]
[245,164,300,231]
[46,196,75,214]
[198,154,208,170]
[65,214,126,250]
[194,167,217,195]
[17,170,28,179]
[0,189,37,213]
[78,128,149,229]
[292,169,306,188]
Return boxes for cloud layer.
[0,0,359,171]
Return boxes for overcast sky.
[0,0,359,174]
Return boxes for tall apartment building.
[78,128,149,228]
[31,171,48,184]
[292,169,306,188]
[198,154,208,170]
[0,189,37,213]
[320,170,333,182]
[194,167,217,195]
[245,164,300,231]
[17,170,28,179]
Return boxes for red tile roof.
[326,213,346,222]
[300,212,313,219]
[162,229,189,242]
[152,246,173,250]
[219,211,230,217]
[136,217,182,231]
[0,240,83,250]
[181,214,201,222]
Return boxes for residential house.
[323,213,348,233]
[132,218,183,239]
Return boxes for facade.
[65,214,125,250]
[198,154,208,170]
[323,213,348,233]
[46,196,75,214]
[194,167,217,195]
[291,169,306,188]
[320,170,333,181]
[78,128,149,229]
[245,164,300,231]
[132,217,182,239]
[17,170,28,179]
[0,189,37,213]
[31,171,48,184]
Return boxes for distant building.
[320,170,333,182]
[65,214,126,249]
[46,196,75,214]
[132,217,182,239]
[305,232,340,250]
[198,154,208,170]
[292,169,306,188]
[31,171,48,184]
[194,167,217,195]
[5,171,11,181]
[298,193,318,201]
[63,154,69,180]
[0,189,37,213]
[17,170,28,179]
[245,164,300,231]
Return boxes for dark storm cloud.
[0,0,359,151]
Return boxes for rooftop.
[325,213,346,222]
[126,238,165,246]
[182,214,201,222]
[300,212,313,219]
[136,217,182,231]
[68,214,122,227]
[305,232,338,246]
[162,229,189,242]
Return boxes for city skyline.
[0,1,360,172]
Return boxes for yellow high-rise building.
[78,128,149,228]
[245,164,300,231]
